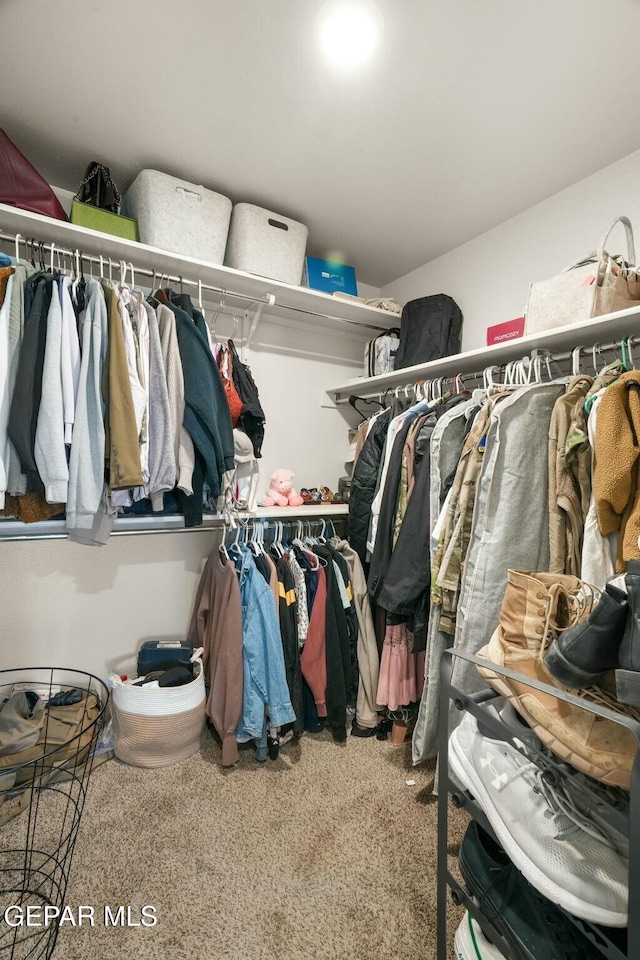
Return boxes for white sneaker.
[448,711,628,926]
[496,702,630,858]
[454,912,505,960]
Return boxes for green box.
[71,201,139,242]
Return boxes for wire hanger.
[592,343,605,375]
[211,289,226,342]
[348,394,384,420]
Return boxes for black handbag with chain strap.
[74,162,121,212]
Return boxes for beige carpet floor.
[9,731,467,960]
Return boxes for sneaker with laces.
[495,702,630,859]
[458,821,601,960]
[448,711,628,926]
[454,911,506,960]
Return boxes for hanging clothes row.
[346,341,640,761]
[188,518,380,765]
[0,256,265,542]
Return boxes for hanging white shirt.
[59,276,81,445]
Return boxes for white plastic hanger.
[219,533,231,562]
[571,347,583,376]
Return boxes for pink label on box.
[486,317,525,346]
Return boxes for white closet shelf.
[0,204,395,338]
[0,514,224,542]
[326,303,640,399]
[0,506,348,540]
[241,504,348,519]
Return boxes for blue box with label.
[304,256,358,296]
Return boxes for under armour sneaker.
[496,702,630,859]
[454,911,505,960]
[458,821,598,960]
[448,711,628,926]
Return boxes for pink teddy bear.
[263,469,304,507]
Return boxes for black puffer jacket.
[347,410,390,564]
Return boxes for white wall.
[383,148,640,352]
[0,534,212,680]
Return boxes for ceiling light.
[316,0,383,70]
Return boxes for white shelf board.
[245,504,348,519]
[326,304,640,398]
[0,204,394,338]
[0,513,224,541]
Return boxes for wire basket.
[0,668,109,960]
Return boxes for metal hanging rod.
[0,228,388,335]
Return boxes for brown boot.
[477,569,639,789]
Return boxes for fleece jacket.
[594,370,640,570]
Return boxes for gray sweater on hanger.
[66,278,112,544]
[34,280,68,503]
[143,301,177,510]
[156,303,195,496]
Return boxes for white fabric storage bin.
[224,203,308,284]
[110,655,205,767]
[121,170,232,263]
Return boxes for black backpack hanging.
[394,294,463,370]
[74,162,121,212]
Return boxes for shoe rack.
[436,648,640,960]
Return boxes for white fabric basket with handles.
[224,202,308,284]
[525,215,640,335]
[120,170,232,263]
[110,650,205,767]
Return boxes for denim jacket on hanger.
[233,545,296,739]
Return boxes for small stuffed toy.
[263,469,304,507]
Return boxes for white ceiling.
[3,0,640,286]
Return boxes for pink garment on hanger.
[376,622,425,711]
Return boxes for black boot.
[544,582,627,688]
[616,560,640,706]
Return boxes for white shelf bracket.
[243,293,275,359]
